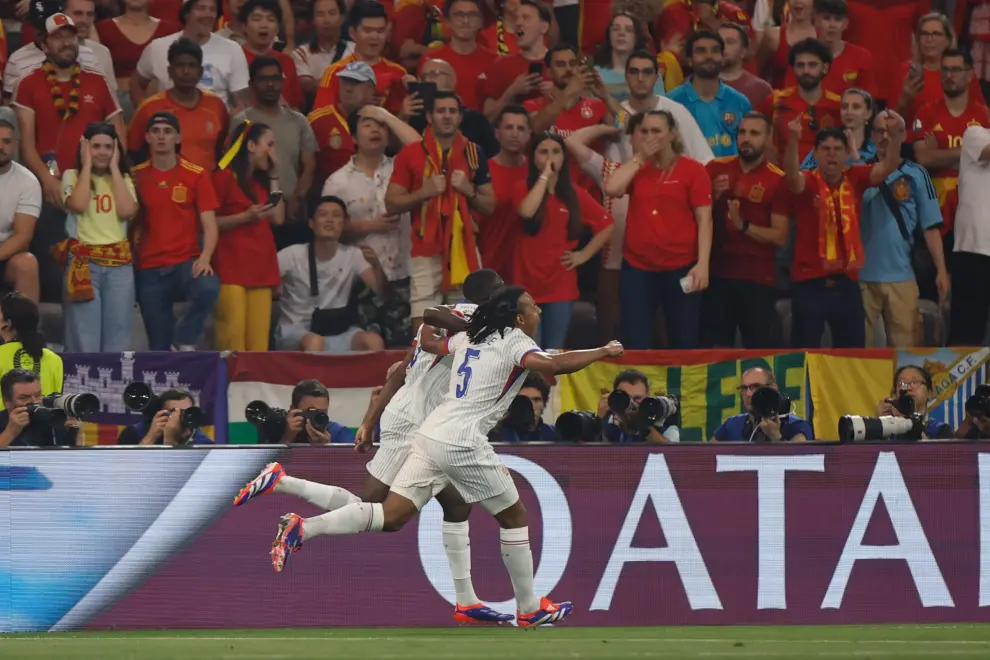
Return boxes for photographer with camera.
[277,379,353,445]
[0,369,83,447]
[597,369,680,444]
[712,367,812,442]
[117,388,214,446]
[491,373,558,443]
[956,385,990,440]
[874,365,952,440]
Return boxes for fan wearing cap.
[308,60,376,182]
[312,1,407,115]
[132,0,250,110]
[131,110,221,351]
[12,12,123,306]
[128,37,230,171]
[239,0,303,109]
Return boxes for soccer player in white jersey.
[234,269,510,625]
[267,285,624,627]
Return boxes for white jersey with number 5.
[417,328,541,447]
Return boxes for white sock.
[442,521,480,606]
[500,526,539,614]
[302,502,384,541]
[274,476,361,512]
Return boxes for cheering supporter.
[390,0,446,71]
[418,0,496,111]
[291,0,354,101]
[761,38,842,161]
[859,113,948,348]
[875,365,953,440]
[117,387,214,445]
[513,132,613,348]
[711,366,812,442]
[313,1,407,114]
[759,0,816,89]
[479,0,550,122]
[703,112,789,349]
[480,105,531,288]
[608,50,713,164]
[0,293,63,402]
[526,43,617,138]
[891,12,982,124]
[4,0,116,100]
[593,11,667,102]
[385,91,495,329]
[132,0,250,108]
[718,23,772,109]
[12,13,123,305]
[96,0,179,111]
[215,0,248,43]
[309,61,375,187]
[275,196,386,353]
[322,106,420,348]
[913,49,990,237]
[782,111,906,349]
[128,38,230,171]
[949,125,990,346]
[597,369,680,443]
[233,56,316,229]
[801,87,876,169]
[668,31,753,157]
[0,370,81,447]
[409,59,498,159]
[211,121,284,351]
[656,0,751,51]
[0,119,42,304]
[131,111,220,351]
[55,123,138,353]
[239,0,303,109]
[780,0,875,97]
[605,109,713,350]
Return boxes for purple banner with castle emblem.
[61,352,227,443]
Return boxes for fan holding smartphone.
[212,121,286,351]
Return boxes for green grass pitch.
[2,625,990,659]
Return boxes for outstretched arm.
[522,341,624,376]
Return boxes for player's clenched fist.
[604,340,624,357]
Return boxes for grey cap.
[336,61,377,85]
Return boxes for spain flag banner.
[557,350,808,442]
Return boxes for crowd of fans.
[0,0,987,357]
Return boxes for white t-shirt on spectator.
[3,41,115,96]
[291,41,355,83]
[607,97,714,165]
[277,243,370,330]
[955,125,990,258]
[136,31,249,106]
[0,162,42,244]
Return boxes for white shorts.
[365,417,414,486]
[390,434,519,514]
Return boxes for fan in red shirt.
[781,109,906,348]
[891,12,983,126]
[478,0,549,55]
[419,0,497,110]
[703,113,790,348]
[308,61,376,182]
[96,4,179,89]
[784,0,877,96]
[513,133,613,349]
[845,0,930,99]
[604,110,714,350]
[657,0,753,53]
[390,0,447,71]
[212,121,285,351]
[239,0,303,108]
[760,38,842,160]
[478,0,550,121]
[913,48,990,234]
[132,111,220,351]
[480,105,531,281]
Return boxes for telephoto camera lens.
[838,415,916,442]
[43,393,100,420]
[750,387,791,420]
[555,410,601,442]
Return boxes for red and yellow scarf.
[52,239,133,302]
[418,127,482,290]
[42,61,81,121]
[812,170,863,272]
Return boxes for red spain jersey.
[211,169,280,287]
[760,87,842,160]
[308,104,354,181]
[914,97,990,180]
[128,90,229,172]
[419,44,496,110]
[784,42,877,97]
[481,157,528,280]
[313,54,407,114]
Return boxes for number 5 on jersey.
[455,348,481,398]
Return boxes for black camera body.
[26,403,67,427]
[892,388,916,417]
[503,394,537,432]
[123,382,205,431]
[246,400,329,442]
[966,385,990,419]
[750,387,791,421]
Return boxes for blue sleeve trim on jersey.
[518,347,540,368]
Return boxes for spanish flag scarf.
[418,127,482,290]
[812,169,863,272]
[52,238,133,302]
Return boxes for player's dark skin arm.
[422,306,469,333]
[355,348,414,452]
[523,346,618,376]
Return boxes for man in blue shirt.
[668,30,752,157]
[712,367,813,442]
[859,112,950,347]
[117,388,214,446]
[280,379,354,445]
[598,369,680,443]
[492,373,558,442]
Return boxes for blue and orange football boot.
[453,603,514,626]
[270,513,304,573]
[233,462,286,507]
[516,598,574,628]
